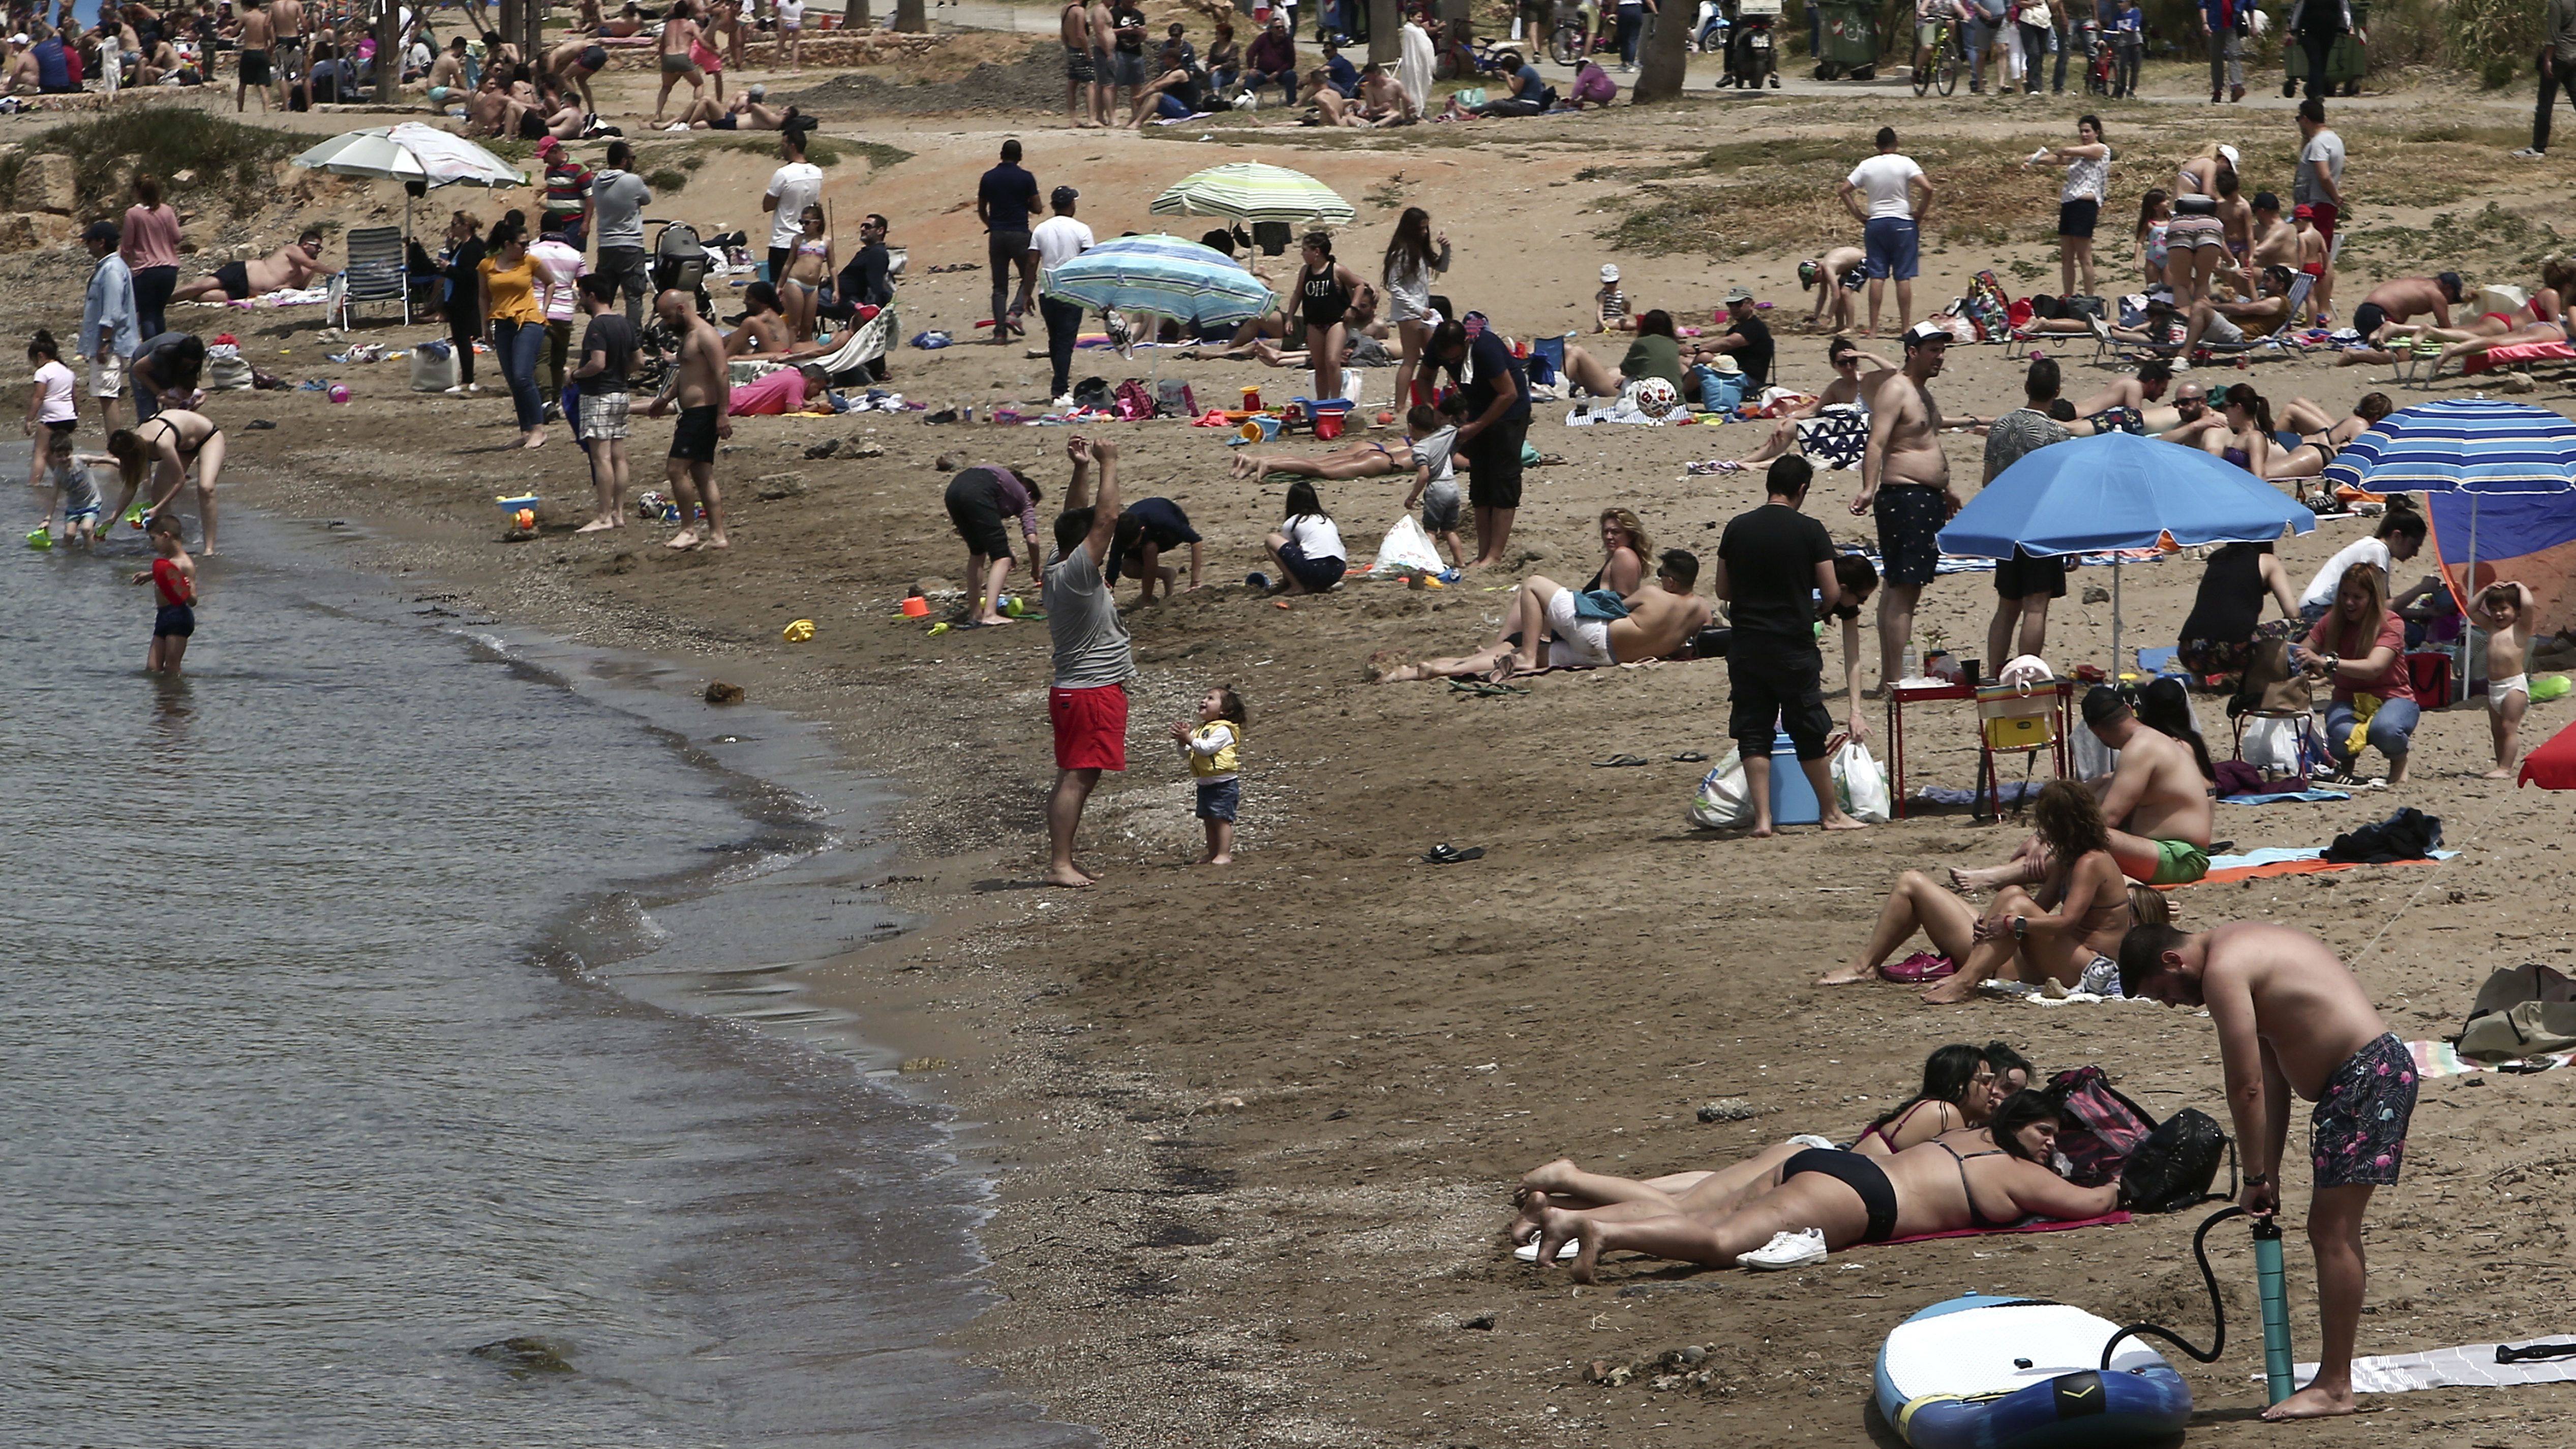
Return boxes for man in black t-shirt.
[1432,318,1531,569]
[1701,286,1775,390]
[1713,456,1867,836]
[572,272,640,533]
[976,141,1041,344]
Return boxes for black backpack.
[2116,1108,2236,1213]
[1069,377,1113,412]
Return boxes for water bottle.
[1901,642,1921,682]
[2252,1216,2293,1405]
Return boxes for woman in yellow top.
[477,217,549,449]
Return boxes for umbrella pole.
[2464,492,2482,696]
[2112,560,2123,682]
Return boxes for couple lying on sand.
[1514,1066,2108,1282]
[1370,550,1715,681]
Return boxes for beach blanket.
[2220,788,2352,806]
[1797,407,1870,470]
[1513,1210,2130,1262]
[2407,1039,2576,1079]
[191,286,332,311]
[2463,341,2576,377]
[2158,845,2458,888]
[2294,1337,2576,1394]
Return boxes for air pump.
[2095,1205,2296,1406]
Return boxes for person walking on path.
[1044,435,1131,889]
[1020,185,1095,407]
[644,287,732,550]
[1714,455,1869,838]
[1840,128,1933,340]
[2283,0,2353,101]
[2294,99,2346,325]
[979,140,1041,346]
[2199,0,2244,103]
[2026,115,2110,299]
[2515,0,2576,158]
[120,176,181,343]
[1981,358,2072,672]
[80,221,139,438]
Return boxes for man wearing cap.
[2294,99,2345,322]
[1020,186,1095,406]
[1838,128,1933,339]
[1952,687,2213,892]
[2517,0,2576,158]
[1700,287,1774,390]
[536,137,593,253]
[1799,246,1866,335]
[80,221,140,437]
[1854,321,1956,693]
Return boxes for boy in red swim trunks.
[2120,920,2414,1423]
[135,512,197,673]
[1042,435,1130,888]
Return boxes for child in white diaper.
[2473,580,2537,779]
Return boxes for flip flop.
[1672,750,1709,763]
[1591,754,1650,768]
[1448,679,1529,697]
[1422,844,1486,864]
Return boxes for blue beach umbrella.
[1941,432,2316,672]
[1041,234,1275,328]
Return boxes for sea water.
[0,509,1089,1449]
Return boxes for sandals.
[1423,843,1486,864]
[1448,678,1529,697]
[1591,754,1649,768]
[1673,750,1709,763]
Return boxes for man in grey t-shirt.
[1043,435,1131,888]
[1981,356,2073,673]
[2292,100,2345,328]
[589,141,655,328]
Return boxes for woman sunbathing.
[1820,779,2132,1003]
[1512,1043,2007,1231]
[1522,1092,2117,1281]
[2265,392,2391,481]
[1229,433,1415,481]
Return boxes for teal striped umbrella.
[1148,162,1355,229]
[1041,234,1275,326]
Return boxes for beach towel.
[2295,1337,2576,1395]
[2464,340,2576,376]
[2407,1038,2576,1079]
[1797,406,1870,470]
[1514,1211,2130,1261]
[2158,844,2458,888]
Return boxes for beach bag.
[1961,269,2013,342]
[1686,749,1751,829]
[1153,377,1197,418]
[1113,379,1154,420]
[1370,515,1445,575]
[2044,1066,2158,1187]
[1797,405,1870,471]
[1454,86,1487,108]
[2118,1109,2235,1212]
[1069,376,1112,412]
[410,340,460,392]
[203,344,253,391]
[1691,362,1746,414]
[2459,964,2576,1061]
[1831,740,1892,823]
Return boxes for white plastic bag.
[2239,714,2310,777]
[1832,741,1892,823]
[1687,749,1750,829]
[1369,515,1446,576]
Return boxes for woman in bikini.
[102,409,227,556]
[1509,1043,2010,1246]
[779,203,834,344]
[1821,779,2131,1003]
[2266,391,2389,482]
[1585,507,1650,596]
[1228,430,1417,481]
[2204,382,2275,479]
[1521,1093,2116,1280]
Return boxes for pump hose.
[2098,1205,2246,1371]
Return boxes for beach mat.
[2294,1336,2576,1394]
[1864,1212,2132,1248]
[2407,1038,2576,1079]
[2161,845,2458,889]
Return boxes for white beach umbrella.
[291,124,526,247]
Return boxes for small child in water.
[1170,685,1246,865]
[2472,579,2536,778]
[135,512,196,674]
[1400,401,1465,571]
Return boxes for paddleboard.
[1876,1293,2192,1449]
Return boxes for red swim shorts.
[1050,683,1129,772]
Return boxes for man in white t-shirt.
[1837,127,1934,340]
[1018,184,1096,406]
[762,123,823,294]
[2296,511,2426,623]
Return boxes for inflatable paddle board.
[1876,1293,2193,1449]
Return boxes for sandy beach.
[13,28,2576,1445]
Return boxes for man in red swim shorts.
[1043,435,1131,888]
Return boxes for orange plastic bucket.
[900,596,931,618]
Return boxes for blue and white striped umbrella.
[1040,234,1275,327]
[2323,397,2576,495]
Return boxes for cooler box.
[1977,682,2057,752]
[1768,730,1821,825]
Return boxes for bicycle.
[1912,17,1959,96]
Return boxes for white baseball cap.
[1599,263,1620,283]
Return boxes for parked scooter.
[1717,0,1779,88]
[1694,0,1728,53]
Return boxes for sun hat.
[1708,354,1742,375]
[2217,143,2240,170]
[1599,263,1619,283]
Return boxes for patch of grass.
[706,135,912,169]
[0,108,307,221]
[1363,173,1410,209]
[682,154,709,171]
[646,168,690,194]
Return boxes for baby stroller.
[638,218,718,374]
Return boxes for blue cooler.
[1768,731,1821,825]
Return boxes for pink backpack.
[1113,379,1154,420]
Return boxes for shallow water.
[0,506,1088,1448]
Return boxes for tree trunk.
[1440,0,1471,60]
[894,0,925,32]
[1368,0,1398,63]
[520,0,544,74]
[844,0,871,27]
[1633,0,1691,99]
[499,0,522,44]
[376,0,402,100]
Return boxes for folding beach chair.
[333,225,408,328]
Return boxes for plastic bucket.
[900,596,931,618]
[1768,731,1821,825]
[1315,414,1344,441]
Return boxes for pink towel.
[1863,1211,2132,1248]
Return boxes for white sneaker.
[1788,1134,1837,1151]
[1736,1227,1828,1271]
[2513,147,2547,159]
[1052,392,1075,410]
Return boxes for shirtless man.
[1721,338,1887,471]
[2342,272,2463,351]
[2247,192,2296,281]
[543,34,609,111]
[171,231,329,304]
[1799,246,1867,334]
[1853,321,1956,693]
[1954,686,2214,891]
[722,283,796,357]
[1372,550,1716,681]
[2119,920,2414,1422]
[1059,0,1098,127]
[644,288,732,550]
[2172,265,2300,353]
[463,71,531,139]
[653,2,706,124]
[421,34,467,106]
[673,87,788,129]
[1316,61,1412,126]
[270,0,306,109]
[1085,0,1116,131]
[235,0,274,110]
[2067,359,2171,422]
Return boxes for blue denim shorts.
[1195,778,1240,822]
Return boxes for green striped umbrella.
[1148,162,1355,230]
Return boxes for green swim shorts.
[2148,838,2210,885]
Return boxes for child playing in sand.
[135,512,196,674]
[1171,685,1246,865]
[2473,579,2537,779]
[1399,401,1465,570]
[1595,264,1634,332]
